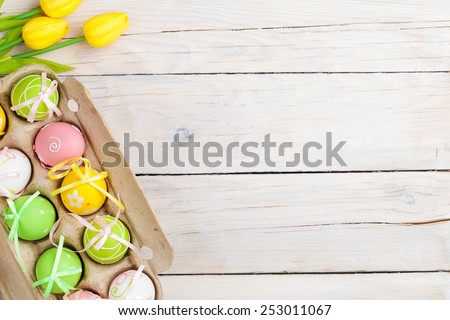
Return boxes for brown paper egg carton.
[0,65,173,300]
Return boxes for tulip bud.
[83,12,129,48]
[40,0,83,19]
[23,17,69,50]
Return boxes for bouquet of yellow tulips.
[0,0,129,74]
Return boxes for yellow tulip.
[22,17,69,50]
[83,12,129,48]
[40,0,83,19]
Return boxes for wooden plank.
[5,0,450,32]
[6,1,450,73]
[75,73,450,174]
[138,172,450,274]
[25,21,450,74]
[160,273,450,299]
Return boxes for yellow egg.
[60,168,107,215]
[0,106,6,134]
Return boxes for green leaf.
[0,56,75,75]
[0,27,23,56]
[27,57,75,73]
[0,1,4,9]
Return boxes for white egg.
[109,270,156,300]
[0,148,32,196]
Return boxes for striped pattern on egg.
[10,75,59,121]
[83,215,131,264]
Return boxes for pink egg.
[34,122,86,168]
[64,290,102,300]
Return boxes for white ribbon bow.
[10,72,62,123]
[50,207,152,261]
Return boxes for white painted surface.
[2,0,450,299]
[160,273,450,299]
[79,73,450,174]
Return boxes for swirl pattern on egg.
[48,136,62,152]
[34,122,85,168]
[109,270,155,300]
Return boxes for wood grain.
[5,0,450,32]
[139,172,450,274]
[5,1,450,74]
[76,73,450,174]
[22,21,449,74]
[160,273,450,299]
[3,0,450,300]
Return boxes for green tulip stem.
[0,15,19,21]
[0,36,23,51]
[13,36,86,59]
[12,7,43,20]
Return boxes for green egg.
[10,75,59,121]
[3,195,57,241]
[35,247,83,294]
[83,215,130,264]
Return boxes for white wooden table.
[4,0,450,299]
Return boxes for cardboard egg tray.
[0,65,173,300]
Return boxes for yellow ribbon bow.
[48,157,125,211]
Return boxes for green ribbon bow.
[32,235,82,298]
[4,191,41,272]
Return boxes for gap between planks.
[135,169,450,177]
[8,1,450,74]
[61,71,450,78]
[160,270,450,276]
[159,272,450,299]
[6,0,450,33]
[141,172,450,274]
[78,73,450,174]
[27,19,450,75]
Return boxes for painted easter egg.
[11,74,59,121]
[83,215,131,264]
[0,148,32,196]
[64,290,101,300]
[34,122,86,168]
[0,106,6,134]
[35,247,83,294]
[60,167,107,215]
[3,194,56,241]
[109,270,155,300]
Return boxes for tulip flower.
[7,0,83,21]
[40,0,83,19]
[0,0,76,56]
[22,17,70,50]
[83,12,129,48]
[14,12,130,59]
[0,10,128,75]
